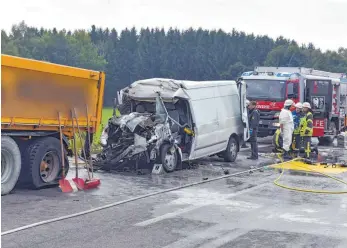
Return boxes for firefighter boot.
[283,150,292,160]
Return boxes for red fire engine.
[241,67,347,145]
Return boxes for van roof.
[131,78,236,89]
[124,78,237,101]
[181,80,237,89]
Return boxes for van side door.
[188,87,219,159]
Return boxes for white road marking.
[135,205,206,227]
[265,213,330,225]
[134,183,268,227]
[162,224,233,248]
[197,228,249,248]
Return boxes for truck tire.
[160,144,179,173]
[15,138,34,187]
[224,136,238,162]
[1,136,22,195]
[22,137,70,189]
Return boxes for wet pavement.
[2,138,347,248]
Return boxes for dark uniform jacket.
[248,109,260,130]
[292,111,304,134]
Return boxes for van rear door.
[238,80,250,142]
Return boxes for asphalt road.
[2,138,347,248]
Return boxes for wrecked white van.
[94,78,250,172]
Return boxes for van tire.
[21,137,69,189]
[224,136,238,162]
[1,136,22,195]
[160,144,178,173]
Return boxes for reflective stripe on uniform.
[273,129,283,152]
[275,130,280,147]
[292,135,296,150]
[304,137,311,157]
[305,142,311,153]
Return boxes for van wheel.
[160,144,178,173]
[1,136,22,195]
[224,136,238,162]
[22,137,69,189]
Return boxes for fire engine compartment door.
[305,79,332,119]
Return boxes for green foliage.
[72,108,113,152]
[2,22,106,71]
[2,21,347,108]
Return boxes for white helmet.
[303,102,311,108]
[295,102,303,108]
[284,99,294,107]
[246,99,250,106]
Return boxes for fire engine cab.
[241,67,347,145]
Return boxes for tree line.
[2,21,347,106]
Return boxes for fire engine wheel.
[160,144,178,173]
[1,136,21,195]
[19,137,69,189]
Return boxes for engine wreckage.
[93,79,195,172]
[93,110,184,172]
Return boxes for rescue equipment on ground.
[71,109,86,190]
[272,157,347,194]
[83,105,101,189]
[58,112,75,193]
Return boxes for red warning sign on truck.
[313,119,325,136]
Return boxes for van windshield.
[245,79,286,101]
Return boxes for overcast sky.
[1,0,346,51]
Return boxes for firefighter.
[247,101,260,160]
[279,99,294,157]
[300,102,313,158]
[291,102,304,152]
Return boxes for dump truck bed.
[1,54,105,138]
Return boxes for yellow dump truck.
[1,54,105,195]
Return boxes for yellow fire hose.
[273,156,347,194]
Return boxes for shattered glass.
[155,95,168,123]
